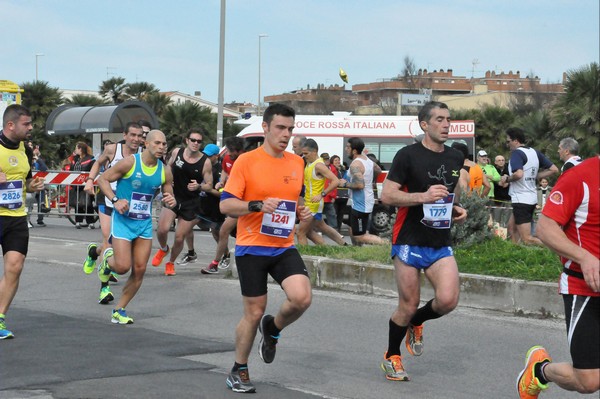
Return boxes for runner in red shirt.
[517,155,599,398]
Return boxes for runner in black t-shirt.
[379,101,468,382]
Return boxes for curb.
[229,255,562,318]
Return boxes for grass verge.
[297,237,562,282]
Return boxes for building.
[264,84,358,115]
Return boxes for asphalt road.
[0,218,580,399]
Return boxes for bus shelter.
[45,100,158,154]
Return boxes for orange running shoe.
[516,346,551,399]
[151,246,169,267]
[165,261,176,276]
[380,352,409,381]
[405,324,423,356]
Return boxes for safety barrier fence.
[28,170,163,227]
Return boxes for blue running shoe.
[0,316,14,339]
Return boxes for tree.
[550,62,600,158]
[145,92,172,118]
[160,101,215,148]
[125,81,159,101]
[64,94,108,106]
[99,76,128,104]
[20,81,81,168]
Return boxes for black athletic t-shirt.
[387,142,463,247]
[171,147,208,202]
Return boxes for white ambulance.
[236,112,475,234]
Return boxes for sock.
[387,319,407,357]
[232,362,247,372]
[210,260,219,266]
[101,282,109,288]
[89,245,99,260]
[188,250,196,256]
[535,361,550,385]
[161,245,169,252]
[224,251,230,258]
[266,317,282,337]
[410,299,443,326]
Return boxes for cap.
[202,144,220,157]
[477,150,488,157]
[320,152,330,159]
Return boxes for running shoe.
[98,248,113,283]
[218,253,231,269]
[0,317,14,340]
[405,323,424,356]
[258,314,279,364]
[111,308,134,324]
[380,352,409,381]
[83,243,98,274]
[226,367,256,393]
[99,286,114,304]
[109,272,119,283]
[201,261,219,274]
[176,252,197,265]
[151,246,169,267]
[517,346,551,399]
[165,261,176,276]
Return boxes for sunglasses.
[188,138,202,143]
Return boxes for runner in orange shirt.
[220,103,312,393]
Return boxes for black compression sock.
[535,361,550,385]
[266,317,281,337]
[89,246,99,260]
[387,319,407,357]
[410,299,443,326]
[232,362,247,372]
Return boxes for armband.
[86,177,95,181]
[248,200,263,213]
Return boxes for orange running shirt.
[223,146,304,248]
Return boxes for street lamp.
[35,53,44,81]
[257,34,268,116]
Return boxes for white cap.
[477,150,488,157]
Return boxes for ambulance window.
[380,143,407,164]
[364,142,379,158]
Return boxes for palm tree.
[20,80,84,168]
[99,76,128,104]
[550,62,600,158]
[125,81,159,101]
[145,92,172,118]
[65,94,108,106]
[160,101,215,148]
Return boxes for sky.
[2,0,598,105]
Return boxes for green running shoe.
[99,286,114,304]
[111,308,133,324]
[83,243,98,274]
[98,248,113,283]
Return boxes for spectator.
[557,137,582,173]
[32,144,50,227]
[70,142,96,229]
[477,150,500,201]
[451,142,491,198]
[320,152,339,230]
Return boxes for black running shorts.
[0,216,29,256]
[563,294,600,369]
[235,249,308,297]
[511,203,536,225]
[350,209,370,236]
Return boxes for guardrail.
[28,170,163,227]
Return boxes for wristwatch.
[111,196,119,204]
[321,192,326,197]
[248,200,263,212]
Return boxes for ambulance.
[236,112,476,234]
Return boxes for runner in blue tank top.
[96,130,177,325]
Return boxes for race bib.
[421,193,454,229]
[128,192,153,220]
[260,200,297,238]
[0,180,23,209]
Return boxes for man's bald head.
[146,129,165,142]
